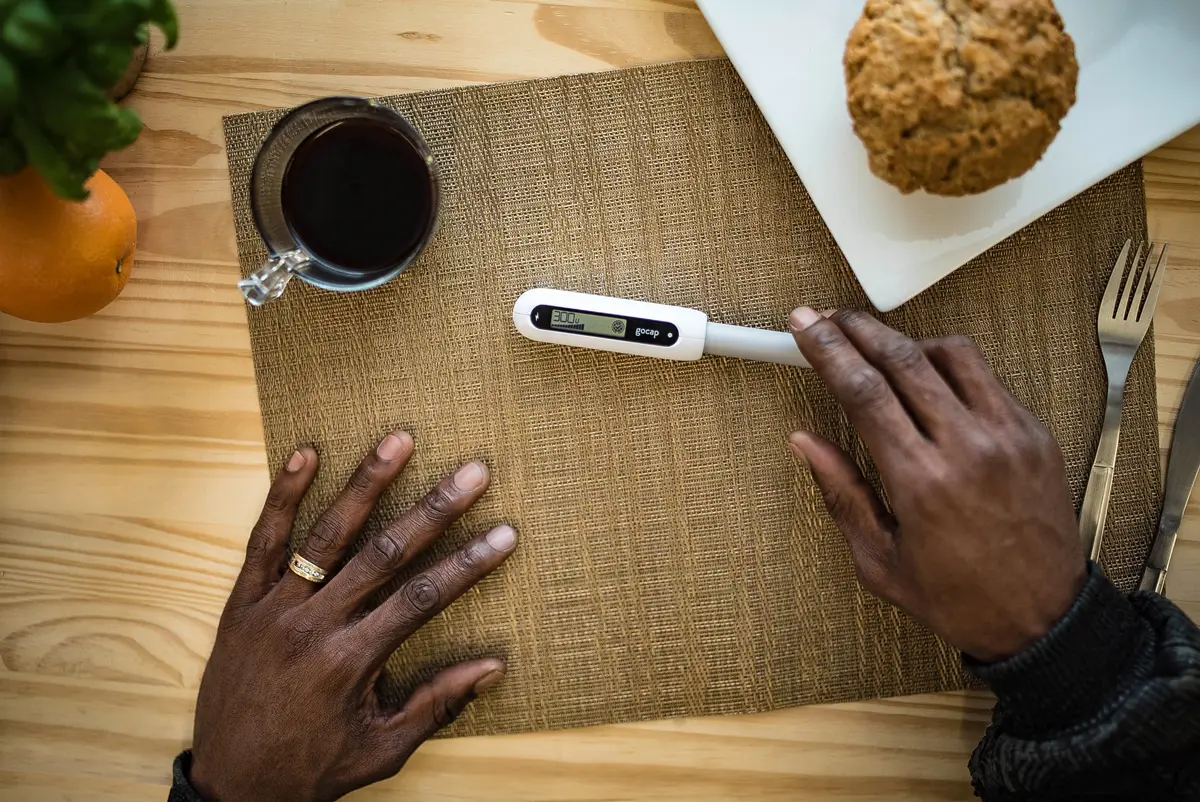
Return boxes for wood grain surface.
[1,2,1197,800]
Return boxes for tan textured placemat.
[222,58,1160,737]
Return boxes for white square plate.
[697,0,1200,311]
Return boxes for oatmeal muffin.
[844,0,1077,196]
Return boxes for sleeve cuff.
[964,561,1157,738]
[170,750,208,802]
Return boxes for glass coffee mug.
[239,97,440,306]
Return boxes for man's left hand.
[188,432,517,802]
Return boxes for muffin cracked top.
[844,0,1078,196]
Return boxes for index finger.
[317,461,493,616]
[351,524,518,673]
[831,310,970,439]
[790,307,925,460]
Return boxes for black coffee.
[281,118,435,275]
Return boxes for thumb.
[385,659,506,751]
[788,431,899,598]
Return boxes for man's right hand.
[788,308,1087,663]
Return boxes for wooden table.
[1,2,1197,800]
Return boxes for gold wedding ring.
[288,553,329,584]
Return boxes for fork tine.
[1101,239,1133,320]
[1138,243,1169,323]
[1123,242,1148,320]
[1121,241,1147,320]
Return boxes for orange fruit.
[0,167,137,323]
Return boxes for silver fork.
[1080,239,1170,561]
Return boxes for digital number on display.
[531,303,678,347]
[549,309,628,339]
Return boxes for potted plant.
[0,0,178,323]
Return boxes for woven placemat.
[222,58,1160,737]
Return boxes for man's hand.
[189,432,517,802]
[789,309,1086,662]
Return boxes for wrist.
[966,559,1088,663]
[171,751,214,802]
[188,753,313,802]
[187,755,263,802]
[186,756,222,802]
[965,562,1156,738]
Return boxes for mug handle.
[238,249,310,306]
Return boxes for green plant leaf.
[0,0,21,27]
[79,40,133,88]
[100,104,141,150]
[3,0,63,59]
[148,0,176,48]
[0,50,17,117]
[27,65,143,160]
[12,111,92,199]
[52,0,151,41]
[0,132,25,174]
[2,0,178,191]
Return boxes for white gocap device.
[513,288,809,368]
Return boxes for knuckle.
[241,536,283,580]
[453,541,489,575]
[921,463,959,496]
[315,637,356,680]
[852,556,890,596]
[805,320,846,352]
[363,532,406,573]
[822,485,859,528]
[843,366,889,409]
[401,574,442,614]
[944,334,981,356]
[432,692,468,729]
[348,712,375,741]
[244,527,271,565]
[262,484,294,517]
[965,432,1004,465]
[346,464,379,498]
[881,339,925,372]
[420,485,458,523]
[306,515,345,554]
[1019,419,1061,459]
[904,451,946,493]
[283,617,321,657]
[833,309,871,328]
[1032,424,1061,455]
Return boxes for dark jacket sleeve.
[169,750,207,802]
[967,562,1200,800]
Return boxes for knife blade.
[1139,359,1200,593]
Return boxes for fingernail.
[790,307,821,332]
[453,461,487,491]
[485,524,517,552]
[376,432,412,462]
[819,309,837,318]
[285,450,307,472]
[473,668,506,695]
[787,433,808,464]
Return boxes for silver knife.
[1139,359,1200,593]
